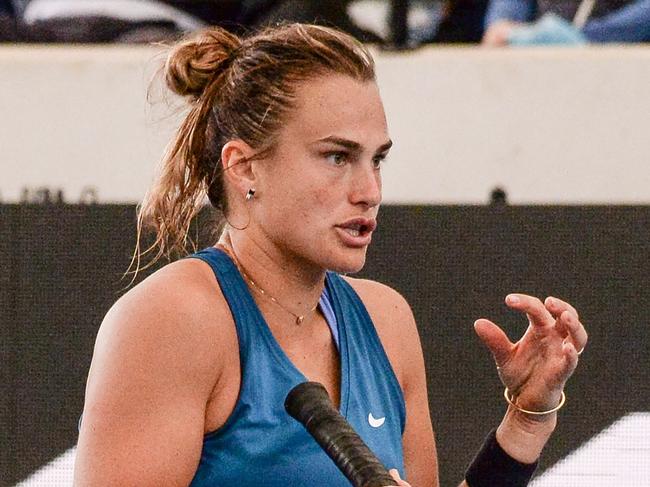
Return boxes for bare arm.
[351,281,587,487]
[74,261,226,486]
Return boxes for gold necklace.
[218,244,320,325]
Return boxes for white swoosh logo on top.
[368,413,386,428]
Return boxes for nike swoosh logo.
[368,412,386,428]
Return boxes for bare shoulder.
[94,256,233,394]
[342,276,419,387]
[342,276,413,321]
[106,256,230,337]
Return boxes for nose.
[349,163,382,208]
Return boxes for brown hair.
[132,23,376,273]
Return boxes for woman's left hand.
[474,294,588,414]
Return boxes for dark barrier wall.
[2,204,649,486]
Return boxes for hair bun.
[165,27,241,100]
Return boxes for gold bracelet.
[503,388,566,415]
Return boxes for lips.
[335,218,377,247]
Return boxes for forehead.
[282,75,388,145]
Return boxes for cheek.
[312,185,336,209]
[258,160,344,234]
[286,184,342,236]
[290,187,334,229]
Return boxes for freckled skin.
[248,75,389,275]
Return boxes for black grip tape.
[285,381,398,487]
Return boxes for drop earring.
[245,188,256,201]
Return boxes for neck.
[218,232,326,322]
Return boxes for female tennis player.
[74,24,587,487]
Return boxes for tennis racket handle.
[285,381,398,487]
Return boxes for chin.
[326,248,368,275]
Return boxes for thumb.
[474,319,513,367]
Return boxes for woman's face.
[251,74,391,274]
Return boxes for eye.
[325,152,348,166]
[372,154,388,169]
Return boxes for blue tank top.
[188,247,406,486]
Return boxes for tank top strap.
[190,247,342,359]
[189,246,262,363]
[324,272,406,434]
[319,284,339,350]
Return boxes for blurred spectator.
[349,1,489,46]
[244,0,383,43]
[1,0,387,44]
[434,0,490,42]
[17,0,213,43]
[483,0,650,45]
[2,0,246,43]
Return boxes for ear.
[221,140,258,199]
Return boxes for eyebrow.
[316,136,393,154]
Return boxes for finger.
[554,310,569,338]
[388,469,411,487]
[506,294,554,327]
[545,296,579,321]
[562,338,580,372]
[562,310,588,354]
[474,319,514,367]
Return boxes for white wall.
[1,45,649,204]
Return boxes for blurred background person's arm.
[482,0,535,45]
